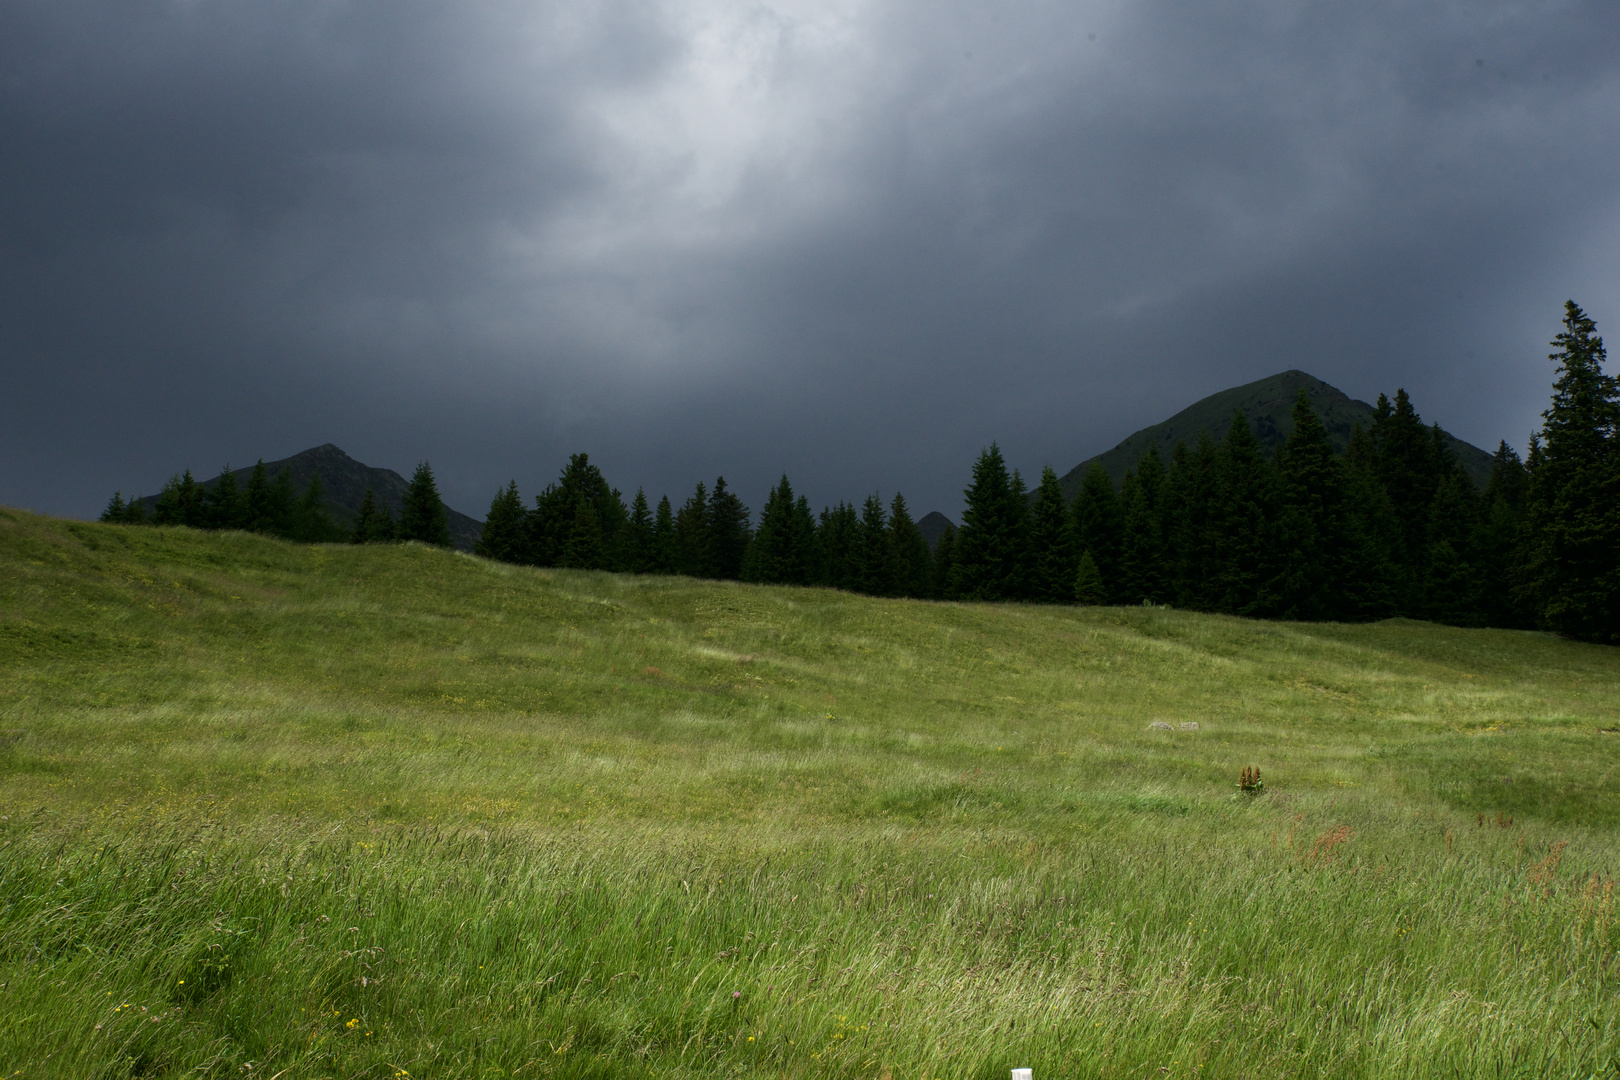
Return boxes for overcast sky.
[3,0,1617,522]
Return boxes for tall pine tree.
[743,476,816,585]
[351,488,395,544]
[888,493,933,599]
[625,488,657,573]
[398,461,452,547]
[704,478,751,580]
[1028,464,1078,603]
[476,482,527,562]
[855,493,897,596]
[1266,390,1347,620]
[674,482,708,576]
[1522,301,1619,642]
[1072,463,1122,604]
[952,444,1029,601]
[1211,412,1275,616]
[1118,445,1169,604]
[206,467,246,531]
[653,495,678,573]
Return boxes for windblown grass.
[2,507,1618,1077]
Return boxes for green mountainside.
[1055,370,1497,502]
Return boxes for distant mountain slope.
[1055,370,1496,502]
[134,444,483,551]
[916,510,956,553]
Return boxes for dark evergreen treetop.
[625,488,657,574]
[206,466,246,531]
[528,454,625,569]
[1073,461,1122,604]
[152,470,206,528]
[1268,389,1347,620]
[653,494,678,574]
[856,493,897,597]
[351,488,394,544]
[888,492,933,599]
[1522,300,1619,642]
[743,475,816,586]
[704,477,752,580]
[476,481,526,561]
[952,443,1029,602]
[674,481,708,577]
[1028,464,1077,603]
[398,461,452,547]
[818,502,859,591]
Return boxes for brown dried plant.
[1305,825,1354,866]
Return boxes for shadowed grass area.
[2,506,1618,1077]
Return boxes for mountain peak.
[1054,370,1494,500]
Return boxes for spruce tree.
[1370,389,1443,613]
[743,476,814,585]
[818,502,860,590]
[674,482,708,576]
[1073,463,1123,604]
[153,470,206,528]
[1266,390,1347,620]
[888,492,933,599]
[1069,463,1121,605]
[476,481,527,562]
[351,488,394,543]
[952,444,1029,601]
[1477,443,1531,628]
[1422,468,1483,625]
[1074,550,1106,605]
[704,478,751,580]
[1338,429,1401,621]
[1118,445,1169,604]
[1028,464,1078,603]
[101,492,129,523]
[560,497,604,569]
[1522,301,1619,642]
[653,495,678,574]
[398,461,452,547]
[625,488,657,573]
[855,493,897,596]
[294,475,338,542]
[1212,411,1278,617]
[266,468,297,538]
[1166,438,1218,610]
[244,461,275,534]
[527,454,625,569]
[206,467,247,531]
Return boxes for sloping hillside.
[2,507,1617,1078]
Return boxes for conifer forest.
[103,302,1620,644]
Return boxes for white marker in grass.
[1012,1071,1032,1080]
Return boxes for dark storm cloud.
[2,0,1617,521]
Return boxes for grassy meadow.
[2,506,1619,1078]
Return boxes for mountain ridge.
[133,444,484,551]
[1052,370,1496,503]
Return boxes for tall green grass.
[2,507,1618,1077]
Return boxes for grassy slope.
[2,508,1618,1078]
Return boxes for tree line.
[103,460,455,547]
[469,302,1618,643]
[100,302,1618,643]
